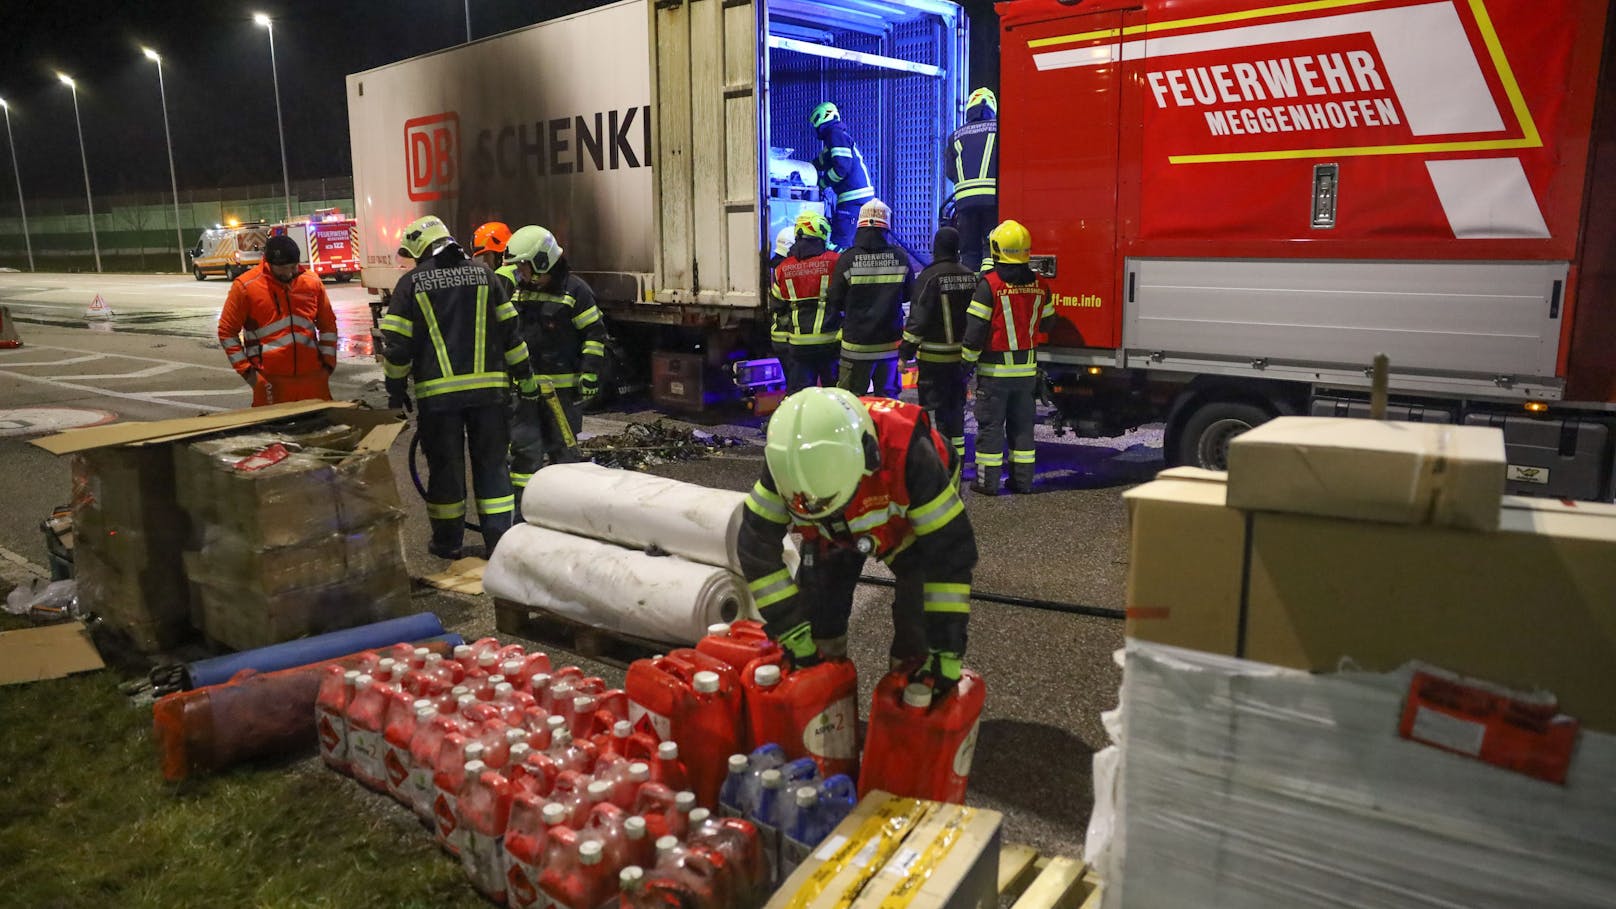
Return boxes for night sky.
[0,0,999,202]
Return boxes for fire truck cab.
[271,209,362,283]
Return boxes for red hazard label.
[317,716,339,752]
[1398,668,1580,785]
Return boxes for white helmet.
[773,225,796,259]
[857,199,891,229]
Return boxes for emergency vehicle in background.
[1001,0,1616,500]
[188,221,269,281]
[271,209,362,283]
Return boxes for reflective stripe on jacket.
[961,267,1054,373]
[381,255,535,409]
[218,262,338,379]
[772,249,842,348]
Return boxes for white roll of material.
[484,524,746,644]
[521,462,747,571]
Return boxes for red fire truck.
[999,0,1615,499]
[272,209,362,283]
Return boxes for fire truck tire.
[334,273,353,283]
[1175,400,1270,470]
[193,266,206,281]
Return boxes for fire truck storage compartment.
[1124,258,1568,382]
[764,0,966,259]
[1464,413,1612,501]
[1310,397,1455,424]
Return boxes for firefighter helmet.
[988,219,1032,264]
[809,102,840,129]
[966,87,998,116]
[397,215,454,260]
[857,198,891,229]
[765,387,877,519]
[794,210,832,242]
[505,225,564,275]
[773,225,796,259]
[472,221,512,256]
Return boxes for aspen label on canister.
[803,696,858,760]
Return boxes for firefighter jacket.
[737,396,977,656]
[771,238,843,350]
[497,264,608,390]
[814,120,874,208]
[827,228,913,360]
[902,255,978,364]
[381,251,536,411]
[218,261,337,380]
[943,109,997,208]
[961,264,1054,378]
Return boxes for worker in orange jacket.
[218,234,339,405]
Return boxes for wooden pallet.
[999,843,1102,909]
[492,598,675,669]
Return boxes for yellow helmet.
[966,88,998,116]
[793,210,832,242]
[397,215,454,260]
[764,388,876,519]
[988,219,1032,264]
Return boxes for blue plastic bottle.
[781,775,856,877]
[739,744,787,817]
[719,753,750,819]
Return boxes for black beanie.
[932,226,961,261]
[264,235,301,266]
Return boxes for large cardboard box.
[1226,416,1505,530]
[1124,470,1616,732]
[767,792,1001,909]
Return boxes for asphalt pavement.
[0,271,1162,862]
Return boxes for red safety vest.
[773,251,842,346]
[794,397,952,560]
[981,270,1048,352]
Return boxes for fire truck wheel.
[335,273,353,283]
[1177,400,1270,470]
[193,266,206,281]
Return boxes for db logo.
[405,112,459,201]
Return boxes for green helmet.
[397,215,454,260]
[764,388,875,519]
[966,87,998,116]
[809,102,840,129]
[505,225,564,274]
[794,211,831,242]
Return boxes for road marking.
[142,388,250,397]
[0,368,228,412]
[0,354,105,367]
[31,344,237,372]
[55,363,188,380]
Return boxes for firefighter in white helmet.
[827,198,912,398]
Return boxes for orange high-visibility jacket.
[218,261,338,382]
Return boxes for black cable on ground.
[407,430,482,533]
[857,574,1126,621]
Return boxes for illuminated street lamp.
[143,47,187,273]
[254,12,292,219]
[57,72,101,273]
[0,98,34,272]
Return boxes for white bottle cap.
[489,674,507,688]
[425,653,443,665]
[796,786,818,808]
[495,682,515,699]
[343,669,361,682]
[588,780,612,801]
[761,770,783,790]
[579,839,603,864]
[509,743,531,763]
[903,683,934,709]
[754,664,782,688]
[530,673,552,691]
[621,866,645,887]
[415,705,436,722]
[457,694,477,710]
[507,727,528,744]
[414,647,431,659]
[573,695,595,713]
[413,698,434,711]
[689,808,711,825]
[502,660,523,677]
[547,715,567,732]
[706,623,731,636]
[656,835,680,854]
[693,671,720,694]
[377,658,396,675]
[354,674,374,690]
[624,816,647,839]
[454,645,473,660]
[628,762,651,783]
[542,802,568,825]
[478,653,498,668]
[614,720,633,739]
[465,741,486,760]
[464,759,486,775]
[675,791,697,811]
[554,730,573,747]
[728,754,749,773]
[658,741,679,761]
[451,685,471,699]
[552,681,575,696]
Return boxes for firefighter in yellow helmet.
[961,220,1054,495]
[771,210,842,391]
[381,215,539,558]
[944,88,1000,273]
[736,387,977,695]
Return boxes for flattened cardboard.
[421,558,487,596]
[30,400,349,455]
[1226,417,1506,530]
[0,621,105,685]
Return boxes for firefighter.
[500,225,607,492]
[944,88,999,273]
[809,103,875,249]
[901,226,977,466]
[737,387,977,694]
[829,199,911,398]
[471,221,512,271]
[768,224,796,377]
[218,234,338,406]
[961,220,1053,496]
[381,215,538,559]
[772,211,842,392]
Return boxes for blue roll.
[184,613,449,688]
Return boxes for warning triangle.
[0,305,22,349]
[84,294,114,320]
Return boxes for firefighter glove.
[579,373,600,400]
[915,650,963,701]
[776,621,821,670]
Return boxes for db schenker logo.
[405,112,459,201]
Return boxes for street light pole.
[58,73,101,273]
[143,48,187,274]
[255,13,292,219]
[465,0,472,42]
[0,100,34,273]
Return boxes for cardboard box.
[1124,470,1616,732]
[1226,416,1506,530]
[195,563,411,652]
[767,792,1001,909]
[183,516,406,597]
